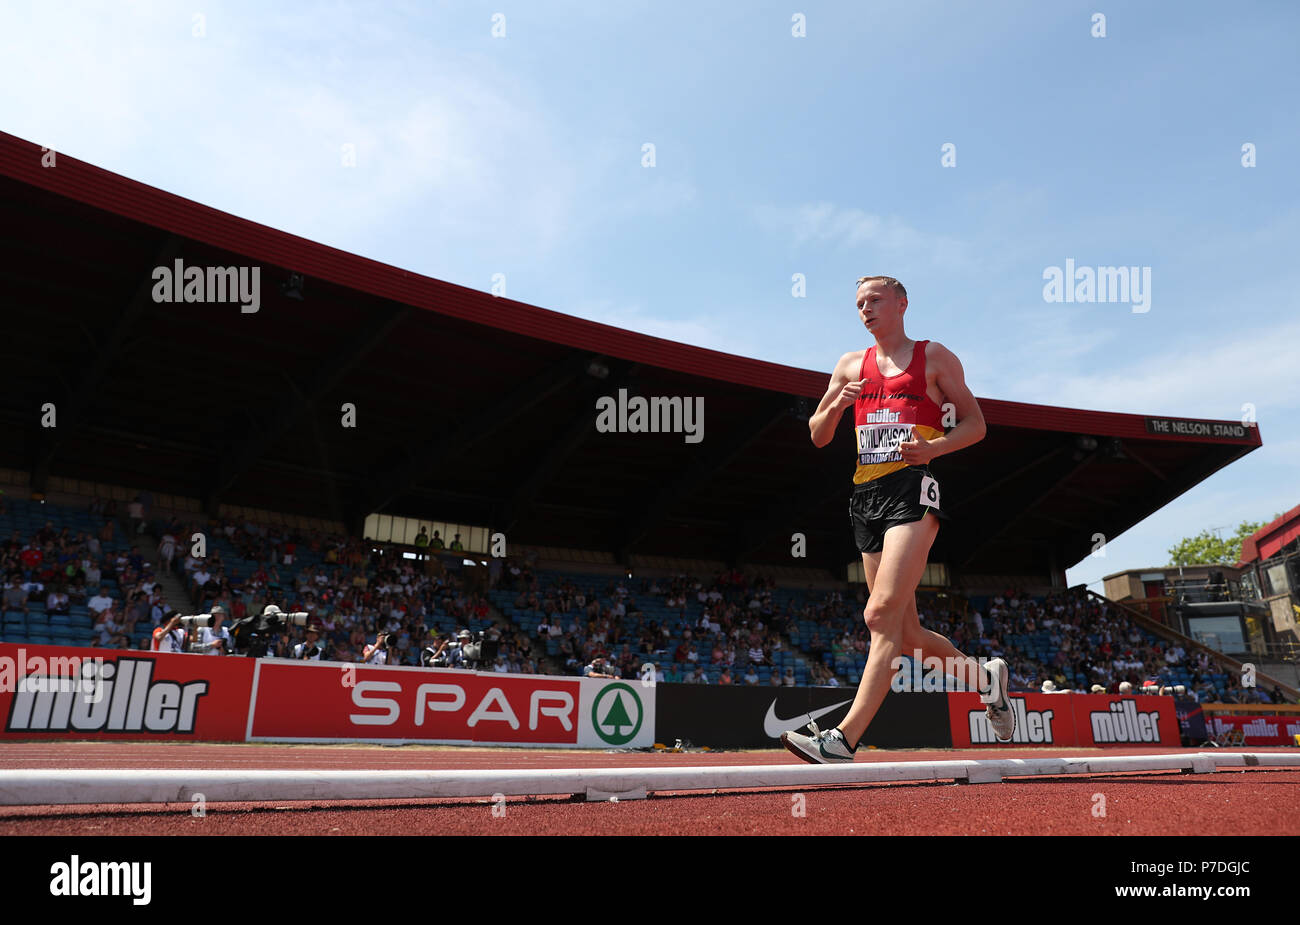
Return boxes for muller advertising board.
[0,642,253,741]
[947,691,1179,748]
[1207,713,1300,746]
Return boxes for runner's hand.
[899,432,936,465]
[836,379,867,409]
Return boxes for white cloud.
[964,309,1120,401]
[1001,317,1300,419]
[566,299,758,359]
[0,4,582,263]
[754,201,979,271]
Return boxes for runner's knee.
[863,596,906,633]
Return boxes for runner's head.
[855,276,907,337]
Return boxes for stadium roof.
[1238,504,1300,566]
[0,131,1263,578]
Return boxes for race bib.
[856,422,914,465]
[919,475,940,509]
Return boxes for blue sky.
[3,1,1297,588]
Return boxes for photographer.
[583,656,619,680]
[362,631,390,666]
[421,633,452,668]
[293,625,324,661]
[197,604,231,655]
[446,629,474,669]
[226,603,311,657]
[151,610,187,654]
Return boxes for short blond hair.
[856,276,907,301]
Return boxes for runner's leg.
[858,534,988,696]
[837,513,939,748]
[900,608,988,694]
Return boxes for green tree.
[1167,517,1276,567]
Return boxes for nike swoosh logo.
[763,698,855,738]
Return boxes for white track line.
[0,752,1296,805]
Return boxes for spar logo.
[591,682,643,746]
[349,681,576,730]
[1090,700,1162,743]
[6,658,208,733]
[969,701,1055,744]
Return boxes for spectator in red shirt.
[19,545,42,572]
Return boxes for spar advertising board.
[0,642,253,741]
[947,691,1179,747]
[1206,713,1300,746]
[247,659,656,748]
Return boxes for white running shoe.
[982,658,1016,742]
[781,721,855,764]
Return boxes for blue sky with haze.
[3,1,1297,588]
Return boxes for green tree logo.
[592,683,643,745]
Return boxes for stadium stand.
[0,496,161,651]
[0,490,1288,702]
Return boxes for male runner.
[781,276,1015,763]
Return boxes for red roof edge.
[1236,503,1300,567]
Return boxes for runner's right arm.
[809,351,865,448]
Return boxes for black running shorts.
[850,465,949,554]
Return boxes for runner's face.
[856,283,904,335]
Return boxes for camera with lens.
[177,613,223,653]
[230,604,310,657]
[456,630,499,670]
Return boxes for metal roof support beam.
[31,233,182,491]
[960,451,1098,568]
[1055,484,1126,509]
[359,360,585,515]
[207,300,410,509]
[1121,443,1169,483]
[500,364,635,535]
[617,399,791,557]
[950,446,1065,513]
[732,478,846,564]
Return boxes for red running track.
[1,742,1297,835]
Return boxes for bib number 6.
[919,475,940,509]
